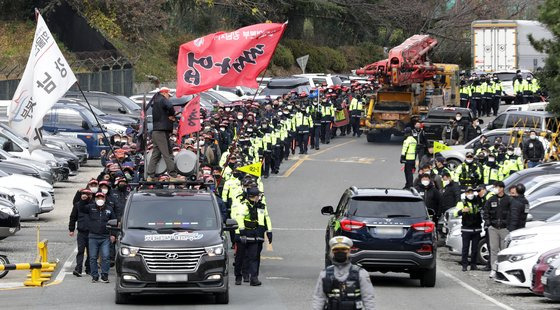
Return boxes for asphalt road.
[0,130,558,309]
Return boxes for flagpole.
[76,82,126,176]
[142,92,148,181]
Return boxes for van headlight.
[120,246,139,257]
[205,244,224,256]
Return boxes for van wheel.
[477,238,489,265]
[446,159,461,170]
[366,132,377,142]
[115,292,130,304]
[215,289,229,304]
[420,266,436,287]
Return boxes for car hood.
[508,222,560,238]
[40,147,78,160]
[121,228,222,248]
[5,158,51,172]
[499,241,559,256]
[99,114,137,125]
[0,161,39,174]
[44,135,86,146]
[0,175,52,202]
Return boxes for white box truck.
[471,20,553,72]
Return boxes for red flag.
[177,96,201,144]
[176,23,286,97]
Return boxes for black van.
[110,187,237,304]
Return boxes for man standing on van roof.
[147,87,181,181]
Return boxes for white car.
[293,74,343,88]
[495,242,558,287]
[505,222,560,249]
[0,173,54,214]
[504,102,548,112]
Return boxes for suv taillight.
[341,219,365,231]
[411,221,435,233]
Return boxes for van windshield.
[126,198,219,230]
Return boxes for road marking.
[310,140,356,157]
[266,276,291,280]
[261,256,284,260]
[282,158,305,177]
[272,228,324,231]
[440,270,516,310]
[281,140,358,177]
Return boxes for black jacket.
[414,183,441,215]
[523,138,545,162]
[109,187,129,220]
[464,125,482,143]
[79,200,117,237]
[483,193,513,230]
[69,199,90,232]
[509,195,529,231]
[152,93,175,132]
[456,198,483,230]
[440,181,461,215]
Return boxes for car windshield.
[331,76,343,85]
[348,197,427,218]
[79,108,101,128]
[546,212,560,222]
[0,126,29,148]
[426,111,462,120]
[495,73,516,81]
[117,96,141,111]
[126,198,218,230]
[527,184,560,201]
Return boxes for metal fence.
[0,56,136,100]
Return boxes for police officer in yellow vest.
[232,187,271,286]
[349,95,364,137]
[482,153,503,185]
[491,74,503,116]
[482,76,494,117]
[293,107,314,154]
[459,80,471,109]
[529,76,541,103]
[525,76,537,103]
[401,127,417,189]
[470,78,482,118]
[513,74,527,104]
[502,146,524,178]
[321,100,335,144]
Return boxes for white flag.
[9,11,77,150]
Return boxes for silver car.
[0,187,40,220]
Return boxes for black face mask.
[332,251,349,264]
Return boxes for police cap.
[329,236,353,251]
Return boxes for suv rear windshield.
[348,197,427,218]
[126,198,218,230]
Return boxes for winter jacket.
[483,193,513,230]
[455,197,483,230]
[69,199,90,232]
[79,200,117,237]
[523,138,545,162]
[440,181,461,216]
[152,93,175,132]
[414,183,441,215]
[509,195,529,231]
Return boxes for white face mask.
[530,135,537,140]
[220,127,225,131]
[421,180,430,186]
[101,188,108,194]
[466,194,474,200]
[455,116,461,121]
[442,180,450,187]
[492,188,500,195]
[225,107,231,112]
[173,151,178,156]
[199,141,205,147]
[473,122,479,127]
[465,158,473,164]
[95,199,104,207]
[237,115,243,120]
[89,187,98,193]
[507,151,513,156]
[488,158,495,163]
[277,112,283,116]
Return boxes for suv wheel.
[366,131,377,142]
[215,289,229,304]
[115,291,130,304]
[420,267,436,287]
[477,238,489,265]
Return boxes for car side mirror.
[235,89,243,97]
[106,219,119,230]
[321,206,334,215]
[81,120,89,130]
[224,218,238,231]
[526,214,533,222]
[478,119,484,125]
[118,107,127,114]
[487,121,493,129]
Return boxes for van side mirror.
[235,89,243,97]
[321,206,334,215]
[118,107,127,114]
[526,214,533,222]
[81,120,89,130]
[224,219,238,231]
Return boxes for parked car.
[257,77,311,99]
[524,175,560,196]
[293,74,343,88]
[65,91,141,120]
[72,99,137,130]
[0,149,54,184]
[0,169,54,215]
[542,257,560,301]
[40,147,80,177]
[321,187,437,287]
[495,241,557,288]
[421,106,474,141]
[42,102,116,158]
[526,183,560,203]
[492,70,533,105]
[445,224,489,265]
[504,102,548,112]
[501,162,560,190]
[0,187,40,221]
[531,247,560,295]
[42,131,88,164]
[0,123,59,168]
[0,197,19,240]
[213,85,257,98]
[0,161,42,179]
[486,111,560,132]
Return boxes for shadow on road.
[124,293,218,306]
[370,274,420,288]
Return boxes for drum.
[175,149,197,175]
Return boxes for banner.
[433,141,451,153]
[176,22,286,97]
[333,109,349,127]
[177,96,201,144]
[9,11,77,150]
[237,162,262,177]
[9,11,77,149]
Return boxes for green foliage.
[532,0,560,114]
[272,44,294,70]
[168,33,196,64]
[338,42,385,70]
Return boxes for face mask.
[89,187,98,193]
[466,194,474,200]
[225,107,231,112]
[488,158,495,163]
[283,111,289,115]
[199,141,205,147]
[277,112,283,116]
[114,139,121,144]
[219,127,225,131]
[95,199,104,207]
[125,173,132,180]
[421,180,430,186]
[530,135,536,140]
[455,116,461,121]
[473,122,479,127]
[493,188,500,195]
[332,251,349,264]
[442,180,450,187]
[237,115,243,120]
[465,158,473,164]
[101,188,108,194]
[173,151,178,156]
[118,184,127,190]
[287,105,292,110]
[507,151,513,156]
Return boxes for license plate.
[375,226,403,235]
[381,113,399,120]
[156,274,188,282]
[542,276,547,285]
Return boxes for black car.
[321,187,437,287]
[0,197,20,240]
[422,106,474,141]
[259,77,311,98]
[40,147,80,176]
[543,258,560,301]
[111,187,237,304]
[65,91,141,120]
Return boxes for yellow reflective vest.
[401,136,417,161]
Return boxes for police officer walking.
[312,236,375,310]
[401,128,417,189]
[455,187,483,271]
[349,95,363,137]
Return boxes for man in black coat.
[415,173,441,220]
[439,171,461,219]
[464,118,482,143]
[509,183,529,231]
[523,130,545,168]
[69,188,92,277]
